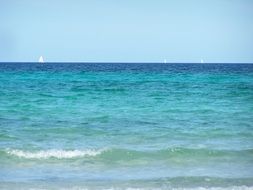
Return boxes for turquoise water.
[0,63,253,190]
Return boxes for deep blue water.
[0,63,253,190]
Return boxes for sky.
[0,0,253,63]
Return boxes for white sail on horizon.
[39,56,44,63]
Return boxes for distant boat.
[39,56,44,63]
[164,59,167,64]
[201,59,204,63]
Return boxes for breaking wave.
[3,147,253,160]
[5,149,105,159]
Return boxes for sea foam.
[6,149,104,159]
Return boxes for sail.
[39,56,44,63]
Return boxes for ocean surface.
[0,63,253,190]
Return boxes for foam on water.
[6,149,104,159]
[4,147,253,161]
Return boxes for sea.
[0,63,253,190]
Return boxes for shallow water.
[0,63,253,189]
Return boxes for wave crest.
[6,149,104,159]
[4,147,253,160]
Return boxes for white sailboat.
[39,56,44,63]
[164,59,167,64]
[201,59,204,64]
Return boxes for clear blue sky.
[0,0,253,63]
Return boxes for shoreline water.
[0,63,253,189]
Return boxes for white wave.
[6,149,104,159]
